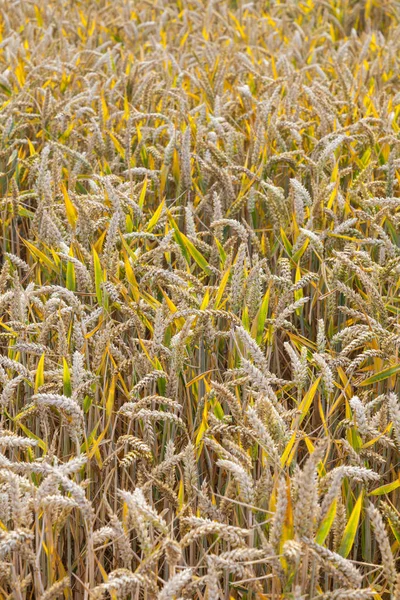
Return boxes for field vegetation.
[0,0,399,598]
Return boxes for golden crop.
[0,0,399,598]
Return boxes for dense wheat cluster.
[0,0,400,598]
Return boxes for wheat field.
[0,0,399,598]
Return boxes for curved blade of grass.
[358,364,400,387]
[338,492,363,558]
[316,499,337,545]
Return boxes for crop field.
[0,0,399,598]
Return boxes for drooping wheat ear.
[0,529,34,559]
[131,370,169,395]
[283,540,302,567]
[216,458,255,504]
[231,242,247,312]
[366,502,397,587]
[157,568,192,600]
[246,406,280,464]
[4,252,29,271]
[349,396,369,437]
[302,537,362,588]
[388,392,400,449]
[184,441,198,504]
[106,508,135,565]
[205,560,221,600]
[294,443,325,538]
[269,477,288,550]
[40,577,70,600]
[211,380,242,422]
[317,318,326,353]
[119,488,168,534]
[235,325,270,374]
[91,570,152,599]
[313,353,334,395]
[0,434,37,449]
[324,589,375,600]
[284,342,308,393]
[55,473,95,524]
[32,394,84,438]
[180,517,249,547]
[274,297,310,330]
[181,125,191,190]
[394,574,400,600]
[320,466,378,520]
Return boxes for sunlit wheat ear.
[325,589,375,599]
[40,577,70,600]
[211,380,242,422]
[269,477,288,550]
[366,502,397,588]
[388,392,400,449]
[294,443,326,539]
[216,458,255,504]
[91,570,153,599]
[313,353,334,395]
[246,406,280,464]
[235,325,270,374]
[180,517,249,548]
[349,396,369,437]
[302,537,362,588]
